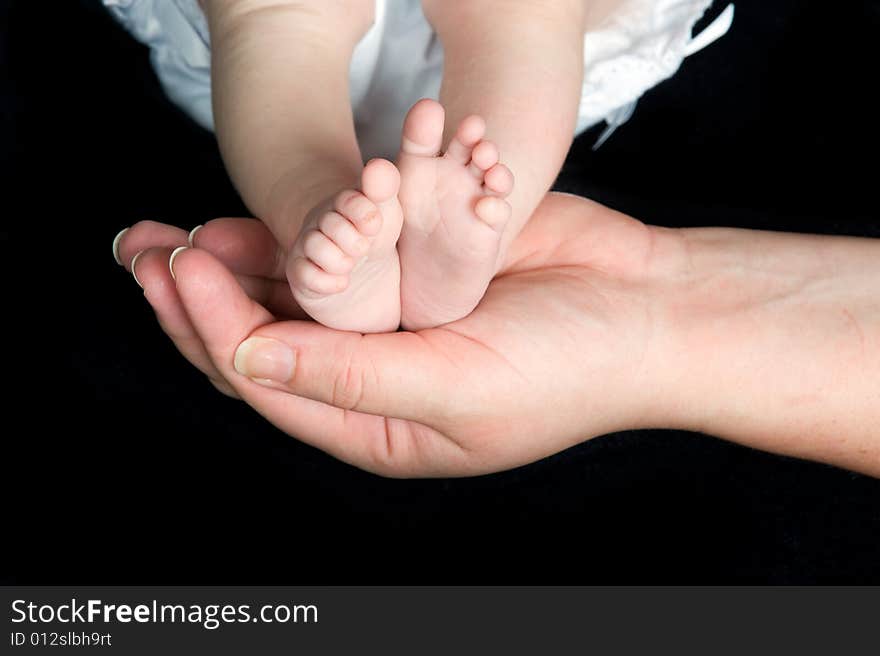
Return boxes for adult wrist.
[648,226,880,475]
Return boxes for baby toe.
[483,163,514,197]
[289,256,349,296]
[319,211,370,258]
[361,158,401,205]
[444,114,486,164]
[474,196,511,229]
[334,189,382,236]
[468,140,500,179]
[401,99,445,157]
[301,229,355,275]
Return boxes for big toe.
[361,158,401,204]
[401,98,445,157]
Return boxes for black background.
[2,0,879,583]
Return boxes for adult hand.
[116,193,880,477]
[115,193,666,475]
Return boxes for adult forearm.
[652,227,880,476]
[203,1,370,246]
[424,1,587,260]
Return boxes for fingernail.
[234,337,295,383]
[169,246,188,280]
[188,225,203,247]
[112,227,129,265]
[130,250,145,288]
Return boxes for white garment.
[103,0,734,159]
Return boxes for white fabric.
[584,2,736,149]
[103,0,733,158]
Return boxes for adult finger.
[116,218,287,281]
[185,219,308,318]
[168,246,431,468]
[190,217,286,280]
[232,321,462,423]
[172,247,457,422]
[133,247,240,398]
[115,219,304,318]
[114,221,188,270]
[233,274,308,320]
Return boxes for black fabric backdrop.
[2,0,878,583]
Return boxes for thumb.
[233,323,454,422]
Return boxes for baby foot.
[288,158,403,333]
[396,99,514,331]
